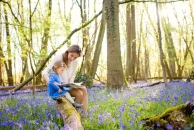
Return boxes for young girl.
[47,60,82,108]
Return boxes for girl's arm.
[49,76,61,91]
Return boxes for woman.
[42,44,88,116]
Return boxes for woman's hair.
[62,44,82,66]
[52,61,66,73]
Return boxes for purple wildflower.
[60,124,71,130]
[166,123,173,130]
[189,96,194,103]
[119,104,126,114]
[120,123,126,130]
[151,124,155,130]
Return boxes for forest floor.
[0,79,194,129]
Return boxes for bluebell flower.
[140,120,146,125]
[119,104,126,114]
[151,124,155,130]
[166,123,173,130]
[1,120,15,127]
[15,122,23,130]
[60,124,71,130]
[98,115,103,124]
[37,126,45,130]
[189,96,194,103]
[174,95,178,101]
[120,123,126,130]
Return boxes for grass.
[0,81,194,130]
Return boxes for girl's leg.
[64,92,74,104]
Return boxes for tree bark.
[105,0,124,89]
[36,0,52,85]
[0,5,5,86]
[4,3,14,86]
[143,102,194,129]
[155,0,168,86]
[125,4,136,82]
[90,4,106,79]
[56,97,84,130]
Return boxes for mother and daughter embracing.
[42,45,88,118]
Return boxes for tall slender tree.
[125,3,136,82]
[4,3,14,85]
[36,0,52,85]
[155,0,168,85]
[0,4,5,86]
[90,3,106,80]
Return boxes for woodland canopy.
[0,0,193,90]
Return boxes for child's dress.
[48,73,69,100]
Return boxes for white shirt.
[42,54,79,83]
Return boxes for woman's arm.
[68,60,79,83]
[42,54,63,83]
[43,74,49,83]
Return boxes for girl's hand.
[58,89,62,93]
[55,82,62,86]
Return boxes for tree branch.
[120,0,188,4]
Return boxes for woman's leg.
[70,86,88,115]
[77,86,88,114]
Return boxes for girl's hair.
[62,44,82,66]
[52,61,66,73]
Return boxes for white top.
[42,54,79,83]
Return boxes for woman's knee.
[71,89,83,99]
[79,86,87,95]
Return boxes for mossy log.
[142,102,194,129]
[56,97,84,130]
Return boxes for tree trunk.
[125,4,136,82]
[36,0,52,85]
[79,0,93,74]
[162,18,177,77]
[143,102,194,129]
[125,4,132,81]
[56,97,84,130]
[105,0,124,89]
[0,6,5,86]
[173,2,192,78]
[155,0,168,86]
[4,3,14,86]
[90,4,106,80]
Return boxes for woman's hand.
[68,77,74,83]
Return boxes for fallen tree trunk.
[56,97,84,130]
[142,102,194,129]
